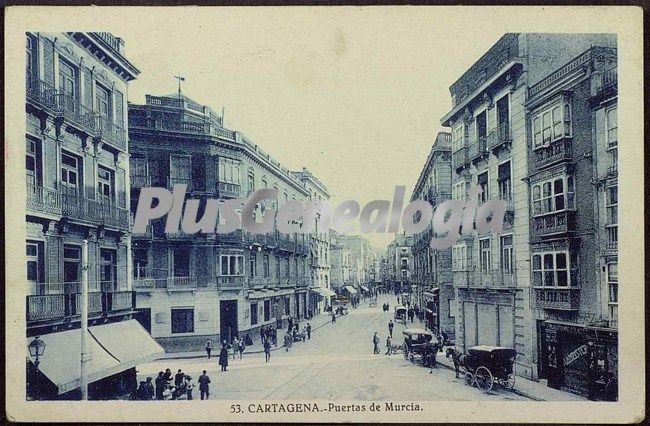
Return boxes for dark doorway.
[134,308,152,334]
[220,300,238,343]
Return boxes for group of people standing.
[132,368,198,401]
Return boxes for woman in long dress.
[219,341,229,371]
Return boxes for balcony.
[474,269,517,288]
[129,111,235,141]
[487,122,511,152]
[451,146,469,171]
[218,182,241,198]
[166,276,198,291]
[26,289,134,324]
[534,287,580,310]
[532,140,573,170]
[531,210,576,239]
[591,66,617,99]
[469,136,489,164]
[27,185,129,229]
[26,77,127,151]
[216,276,245,290]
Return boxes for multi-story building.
[293,168,334,314]
[441,33,616,380]
[25,32,163,400]
[410,132,454,335]
[128,92,325,351]
[385,234,414,296]
[329,230,351,293]
[528,46,618,399]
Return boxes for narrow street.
[136,295,530,401]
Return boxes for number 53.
[230,404,242,413]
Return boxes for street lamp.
[28,336,46,400]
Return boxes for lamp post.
[28,336,46,400]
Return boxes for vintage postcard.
[4,5,645,423]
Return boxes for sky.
[118,8,504,250]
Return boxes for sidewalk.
[405,316,587,401]
[159,313,334,360]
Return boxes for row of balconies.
[27,184,129,229]
[26,289,133,324]
[128,114,235,141]
[26,76,126,151]
[132,275,311,292]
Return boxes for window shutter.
[82,67,93,108]
[114,89,124,128]
[42,37,55,86]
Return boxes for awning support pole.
[80,239,90,400]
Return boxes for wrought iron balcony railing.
[534,287,580,311]
[26,288,134,323]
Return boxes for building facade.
[25,32,163,400]
[385,234,414,296]
[441,33,616,380]
[410,132,454,336]
[528,46,618,400]
[329,230,351,293]
[128,92,327,351]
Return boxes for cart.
[461,346,517,392]
[402,329,438,367]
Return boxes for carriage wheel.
[505,373,516,389]
[475,366,494,392]
[409,352,415,363]
[464,372,474,386]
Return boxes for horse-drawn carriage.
[402,329,438,368]
[458,346,516,392]
[394,306,407,323]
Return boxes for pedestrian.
[198,370,211,400]
[183,375,195,400]
[219,341,229,371]
[155,371,165,400]
[373,332,380,354]
[284,331,292,352]
[264,337,272,362]
[288,317,294,332]
[144,377,155,400]
[232,337,240,361]
[331,312,336,323]
[408,307,414,323]
[163,368,173,385]
[388,320,394,338]
[174,369,184,389]
[245,332,253,346]
[385,336,392,356]
[306,322,312,340]
[205,338,214,359]
[238,338,245,360]
[437,331,445,352]
[260,326,266,345]
[134,380,146,400]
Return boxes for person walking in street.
[408,307,414,323]
[219,341,229,372]
[306,323,312,340]
[373,332,380,354]
[331,312,336,323]
[284,331,292,352]
[385,336,392,356]
[162,368,173,386]
[232,337,240,361]
[205,338,214,359]
[183,375,195,400]
[238,338,245,360]
[388,320,394,338]
[174,369,184,389]
[143,377,155,400]
[155,371,165,400]
[198,370,211,400]
[264,337,272,362]
[288,317,294,332]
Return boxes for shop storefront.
[538,320,618,401]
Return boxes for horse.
[446,348,467,378]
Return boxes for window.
[248,172,255,196]
[607,263,618,324]
[172,247,190,277]
[100,248,117,291]
[452,181,467,202]
[532,101,572,149]
[452,245,467,271]
[606,107,617,147]
[97,166,114,204]
[477,171,489,203]
[263,254,270,278]
[171,308,194,333]
[448,299,457,318]
[170,155,191,186]
[26,139,40,187]
[531,251,570,287]
[531,176,575,216]
[497,161,511,201]
[131,156,147,178]
[249,252,257,278]
[479,238,491,272]
[605,185,618,226]
[476,111,487,149]
[95,84,111,122]
[264,300,271,322]
[218,157,241,185]
[60,151,80,195]
[285,258,290,278]
[221,254,244,276]
[27,242,42,283]
[26,35,37,79]
[250,302,258,325]
[63,245,81,292]
[452,124,466,152]
[59,60,76,98]
[133,248,148,279]
[500,235,514,274]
